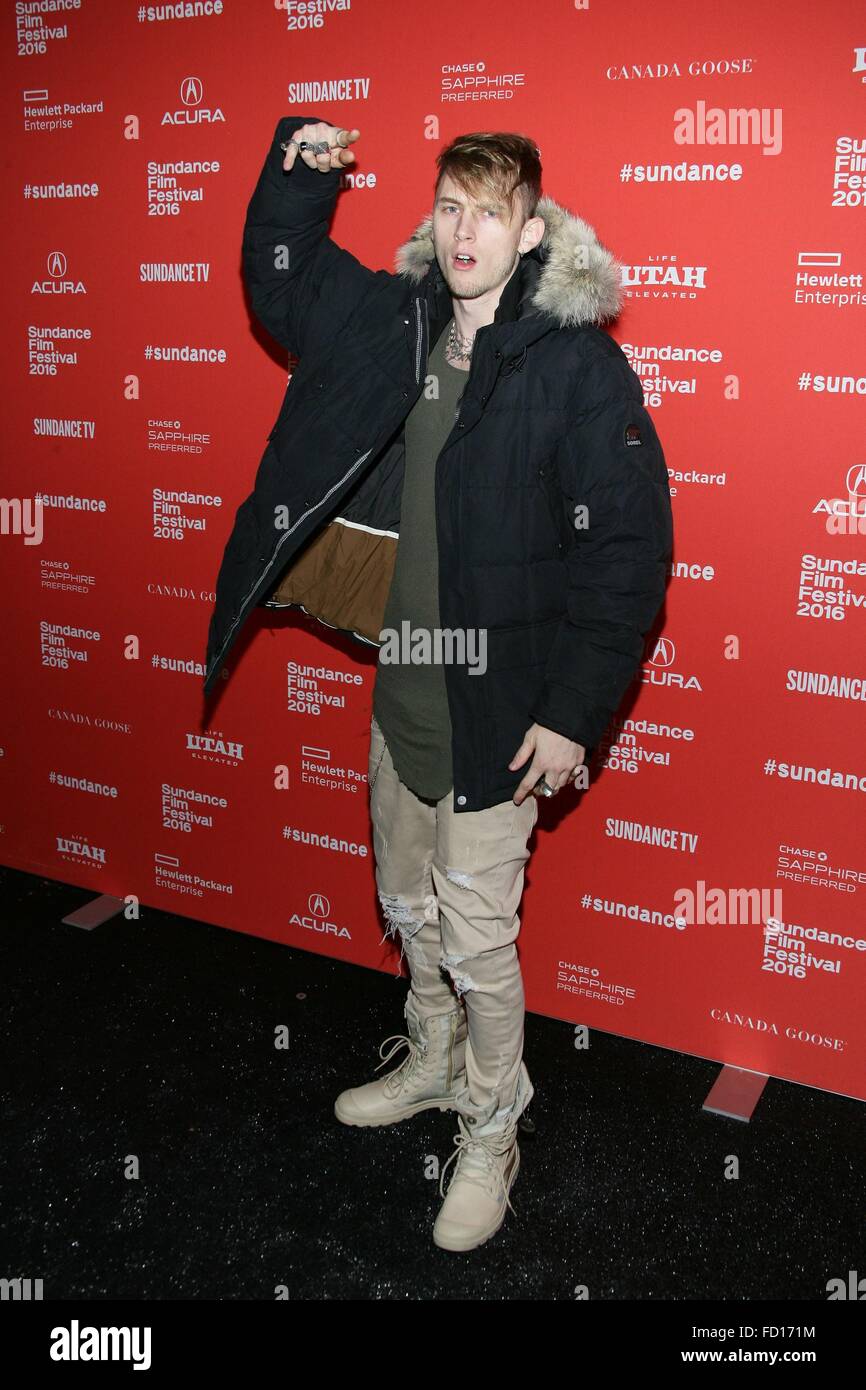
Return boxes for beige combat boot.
[432,1060,534,1251]
[334,991,468,1127]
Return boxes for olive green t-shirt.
[372,319,467,800]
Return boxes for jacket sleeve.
[242,113,378,360]
[527,350,674,751]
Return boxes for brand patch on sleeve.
[624,423,643,447]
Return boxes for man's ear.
[520,216,546,254]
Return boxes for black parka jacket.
[204,113,674,812]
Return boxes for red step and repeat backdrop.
[2,1,864,1103]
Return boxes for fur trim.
[394,194,623,327]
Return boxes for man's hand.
[509,724,586,805]
[282,123,361,173]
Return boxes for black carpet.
[1,862,863,1306]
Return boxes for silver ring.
[534,776,555,798]
[279,139,331,154]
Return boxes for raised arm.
[242,115,375,360]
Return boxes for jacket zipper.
[539,462,567,552]
[261,598,381,649]
[208,298,426,686]
[414,295,425,384]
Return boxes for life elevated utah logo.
[185,729,244,766]
[620,254,708,299]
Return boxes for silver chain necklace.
[446,319,475,365]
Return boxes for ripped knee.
[378,891,424,938]
[440,951,477,997]
[377,892,426,975]
[445,866,474,890]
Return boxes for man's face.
[432,172,533,303]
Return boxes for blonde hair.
[434,131,543,226]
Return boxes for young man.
[204,118,673,1253]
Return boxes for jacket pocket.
[537,460,568,553]
[484,615,562,672]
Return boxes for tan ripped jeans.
[367,712,539,1115]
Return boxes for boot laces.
[374,1033,427,1098]
[438,1115,519,1216]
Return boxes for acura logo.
[180,76,203,106]
[648,637,675,667]
[845,463,866,498]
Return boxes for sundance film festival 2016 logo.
[834,135,866,207]
[275,0,350,32]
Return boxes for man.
[204,117,673,1253]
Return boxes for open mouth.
[452,252,476,269]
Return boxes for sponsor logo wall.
[2,2,864,1102]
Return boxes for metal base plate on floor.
[61,894,126,931]
[703,1064,769,1121]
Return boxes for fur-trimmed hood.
[394,194,624,328]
